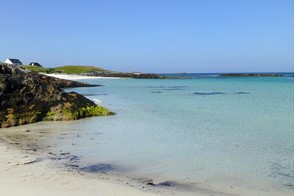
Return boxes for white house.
[4,58,23,65]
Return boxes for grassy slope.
[22,66,54,73]
[23,65,104,74]
[53,65,104,74]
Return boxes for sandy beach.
[43,73,120,80]
[0,125,196,196]
[0,127,220,196]
[0,141,162,196]
[0,140,292,196]
[0,121,292,196]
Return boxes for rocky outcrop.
[0,63,114,128]
[219,73,283,77]
[1,64,100,88]
[83,71,165,79]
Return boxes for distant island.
[22,65,165,79]
[21,64,286,79]
[219,73,283,77]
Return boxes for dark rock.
[157,181,176,187]
[194,92,226,95]
[83,71,165,79]
[145,179,155,186]
[0,63,114,128]
[234,92,250,94]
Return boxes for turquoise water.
[47,76,294,193]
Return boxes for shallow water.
[6,76,294,194]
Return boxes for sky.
[0,0,293,73]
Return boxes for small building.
[29,62,42,67]
[4,58,23,65]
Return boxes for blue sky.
[0,0,293,73]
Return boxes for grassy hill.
[22,65,105,74]
[53,65,104,74]
[22,65,54,73]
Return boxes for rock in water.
[0,63,114,128]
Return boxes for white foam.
[91,98,103,105]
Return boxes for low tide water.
[10,75,295,195]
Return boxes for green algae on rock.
[44,105,114,121]
[0,63,114,128]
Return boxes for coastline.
[42,73,121,80]
[1,68,292,196]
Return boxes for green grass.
[22,65,104,74]
[22,65,52,73]
[53,65,104,74]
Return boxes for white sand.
[42,73,120,80]
[0,143,160,196]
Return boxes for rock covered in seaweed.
[0,63,114,128]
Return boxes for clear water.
[23,76,295,193]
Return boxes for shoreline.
[0,125,196,196]
[0,127,219,196]
[0,124,292,196]
[1,65,292,196]
[42,73,121,80]
[0,138,161,196]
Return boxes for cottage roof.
[29,62,42,67]
[8,58,22,64]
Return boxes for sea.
[12,73,295,194]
